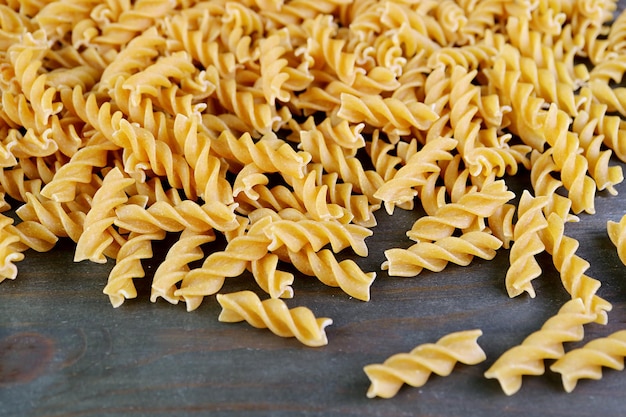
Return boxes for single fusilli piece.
[505,191,549,298]
[541,213,613,324]
[40,133,120,202]
[406,180,515,243]
[103,230,166,308]
[175,215,274,311]
[363,329,486,399]
[285,244,376,301]
[0,214,25,283]
[382,230,503,277]
[607,214,626,266]
[74,167,134,264]
[251,253,295,299]
[550,330,626,393]
[216,290,332,347]
[484,298,597,396]
[149,229,216,305]
[374,137,458,214]
[264,216,372,257]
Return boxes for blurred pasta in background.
[1,0,626,394]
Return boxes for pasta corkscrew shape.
[216,290,332,348]
[364,329,486,399]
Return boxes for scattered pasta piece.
[607,215,626,266]
[1,0,626,400]
[363,329,486,399]
[484,298,597,396]
[216,290,332,348]
[550,330,626,393]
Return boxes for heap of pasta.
[1,0,626,397]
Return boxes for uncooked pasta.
[1,0,626,400]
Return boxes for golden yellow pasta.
[216,290,332,348]
[364,329,486,399]
[484,298,597,396]
[607,214,626,266]
[2,0,626,401]
[550,330,626,393]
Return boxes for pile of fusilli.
[2,0,626,398]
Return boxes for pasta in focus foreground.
[1,0,626,398]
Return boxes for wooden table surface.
[2,161,626,417]
[4,5,626,417]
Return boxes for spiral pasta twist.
[407,180,515,243]
[251,253,295,299]
[175,215,274,310]
[172,114,233,205]
[541,213,612,324]
[15,192,85,243]
[121,51,197,107]
[337,92,439,139]
[607,214,626,266]
[572,109,624,195]
[211,129,311,181]
[374,137,458,214]
[264,217,372,257]
[0,214,25,283]
[286,244,376,301]
[550,329,626,393]
[364,329,486,399]
[383,230,503,277]
[505,191,549,298]
[216,290,332,347]
[0,168,43,201]
[40,133,120,203]
[94,0,176,48]
[299,128,384,204]
[150,230,216,305]
[541,105,596,214]
[74,167,133,264]
[8,32,63,131]
[319,170,378,227]
[285,170,349,222]
[111,118,195,200]
[302,14,360,85]
[484,298,596,396]
[114,199,239,236]
[104,230,166,308]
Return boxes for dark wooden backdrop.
[3,4,626,417]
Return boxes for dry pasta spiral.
[607,214,626,266]
[383,230,503,277]
[541,213,613,324]
[484,298,596,396]
[550,329,626,393]
[363,329,486,399]
[216,290,332,348]
[505,191,549,298]
[406,180,515,243]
